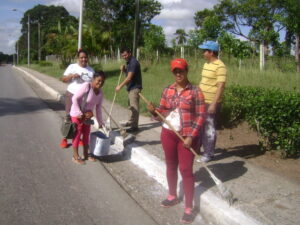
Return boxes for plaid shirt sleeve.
[190,87,206,138]
[156,87,173,116]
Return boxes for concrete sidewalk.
[14,66,300,225]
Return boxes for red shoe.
[60,138,68,148]
[79,140,84,146]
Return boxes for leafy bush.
[221,86,300,157]
[39,61,53,67]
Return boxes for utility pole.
[38,22,41,61]
[133,0,140,57]
[27,14,30,66]
[16,41,19,65]
[78,0,83,50]
[12,9,30,66]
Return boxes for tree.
[279,0,300,72]
[174,29,188,46]
[194,8,224,42]
[143,24,166,52]
[44,21,78,67]
[202,0,285,55]
[188,29,202,48]
[18,4,77,61]
[84,0,162,52]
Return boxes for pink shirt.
[70,82,103,125]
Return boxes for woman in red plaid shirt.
[147,58,205,224]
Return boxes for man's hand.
[120,64,126,73]
[208,103,217,114]
[183,137,193,149]
[115,85,122,92]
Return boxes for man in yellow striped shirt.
[198,41,227,162]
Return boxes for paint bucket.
[89,131,111,156]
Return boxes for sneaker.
[119,121,132,127]
[181,212,195,224]
[160,198,180,208]
[79,140,84,146]
[198,155,214,163]
[60,138,68,148]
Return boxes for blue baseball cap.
[199,41,219,52]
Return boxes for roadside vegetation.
[15,0,300,157]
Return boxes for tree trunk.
[296,33,300,73]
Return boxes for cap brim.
[198,44,208,49]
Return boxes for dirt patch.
[216,122,300,183]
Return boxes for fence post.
[156,50,159,61]
[104,54,107,64]
[117,48,121,62]
[259,43,265,71]
[296,33,300,72]
[137,48,140,60]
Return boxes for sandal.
[84,156,97,162]
[72,156,85,165]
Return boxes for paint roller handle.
[139,93,199,157]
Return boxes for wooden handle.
[108,71,123,116]
[139,93,198,157]
[102,106,124,131]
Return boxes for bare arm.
[115,72,134,92]
[60,73,80,83]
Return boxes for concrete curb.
[14,66,262,225]
[14,66,65,103]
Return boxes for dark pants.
[161,127,198,208]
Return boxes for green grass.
[23,56,300,114]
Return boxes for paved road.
[0,65,157,225]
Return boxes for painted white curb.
[14,66,64,102]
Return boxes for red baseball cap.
[170,58,188,71]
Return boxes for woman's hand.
[84,111,93,119]
[183,137,192,149]
[71,74,80,79]
[77,114,84,120]
[147,102,156,114]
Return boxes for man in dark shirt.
[116,48,142,132]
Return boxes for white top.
[63,63,94,94]
[162,108,181,131]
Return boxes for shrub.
[39,61,53,67]
[221,86,300,157]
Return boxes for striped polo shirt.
[199,59,227,104]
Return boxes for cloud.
[153,0,218,45]
[44,0,80,14]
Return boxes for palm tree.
[174,29,188,46]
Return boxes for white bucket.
[89,131,111,156]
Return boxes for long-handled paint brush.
[106,70,123,130]
[139,93,234,205]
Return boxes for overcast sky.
[0,0,218,54]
